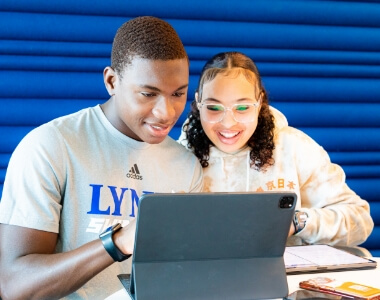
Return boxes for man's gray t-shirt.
[0,105,203,299]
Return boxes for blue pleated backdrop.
[0,0,379,255]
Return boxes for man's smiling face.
[104,57,189,144]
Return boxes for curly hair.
[184,52,275,171]
[111,16,188,76]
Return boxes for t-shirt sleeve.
[0,124,66,233]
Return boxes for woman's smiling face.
[198,70,261,153]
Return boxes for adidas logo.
[126,163,143,180]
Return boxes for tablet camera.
[279,196,295,209]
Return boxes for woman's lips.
[217,130,242,144]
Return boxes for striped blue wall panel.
[347,179,380,204]
[1,0,380,28]
[362,226,380,252]
[275,103,380,127]
[329,152,380,165]
[0,40,111,56]
[2,13,380,51]
[342,166,380,179]
[3,41,380,66]
[0,127,35,153]
[0,0,379,254]
[300,128,380,151]
[0,99,101,125]
[0,71,106,99]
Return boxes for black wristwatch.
[293,211,308,234]
[99,223,131,262]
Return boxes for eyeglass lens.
[200,103,258,123]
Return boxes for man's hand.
[113,219,136,256]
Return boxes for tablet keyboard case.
[128,192,297,300]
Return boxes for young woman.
[180,51,373,247]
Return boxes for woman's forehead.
[201,73,260,104]
[203,67,257,85]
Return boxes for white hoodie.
[180,107,374,246]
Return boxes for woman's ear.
[195,92,199,102]
[103,66,117,96]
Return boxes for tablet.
[124,191,297,300]
[285,244,377,274]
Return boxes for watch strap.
[100,223,131,262]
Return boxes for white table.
[105,258,380,300]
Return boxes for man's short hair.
[111,16,188,76]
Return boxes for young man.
[0,16,203,299]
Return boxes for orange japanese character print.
[278,178,285,188]
[287,181,296,190]
[266,181,276,190]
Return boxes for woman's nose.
[220,108,238,126]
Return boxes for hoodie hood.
[270,105,288,134]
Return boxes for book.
[299,277,380,300]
